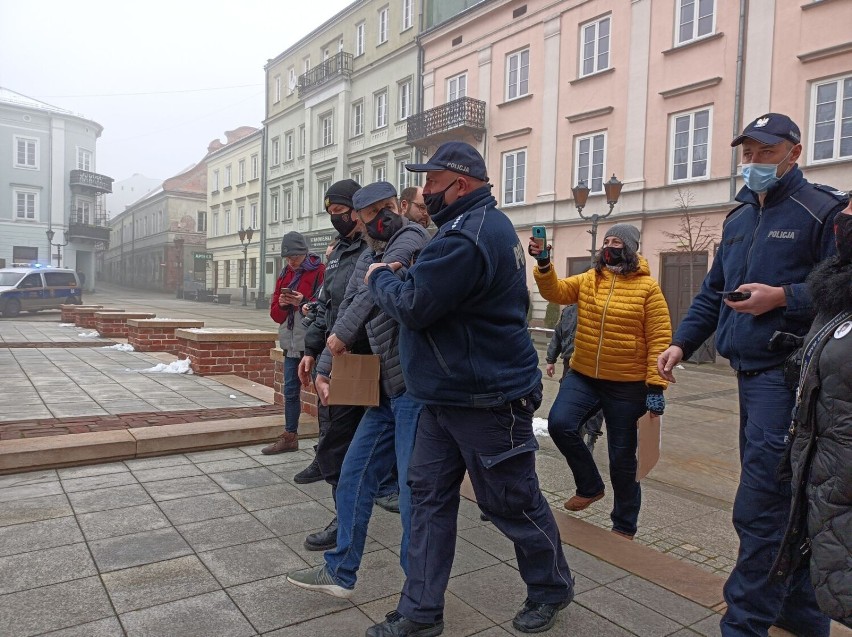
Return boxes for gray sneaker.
[374,493,400,513]
[286,564,353,599]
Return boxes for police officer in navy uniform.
[658,113,846,637]
[364,142,573,637]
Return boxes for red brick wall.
[177,338,277,387]
[271,359,318,415]
[129,325,181,353]
[96,314,154,337]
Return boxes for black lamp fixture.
[238,227,254,306]
[45,228,69,267]
[573,174,623,266]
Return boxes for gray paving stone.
[447,562,530,625]
[89,527,193,573]
[67,483,154,514]
[123,455,193,471]
[507,602,633,636]
[142,475,223,501]
[0,479,64,503]
[457,523,519,562]
[0,493,72,527]
[346,548,408,605]
[262,607,375,636]
[469,627,514,636]
[78,503,171,540]
[131,463,204,483]
[252,449,315,467]
[57,463,129,480]
[0,515,84,557]
[208,466,284,491]
[608,575,714,625]
[688,614,723,637]
[158,491,246,526]
[252,501,337,537]
[575,586,684,636]
[193,456,263,474]
[185,448,248,463]
[563,545,630,584]
[0,469,56,490]
[0,542,96,594]
[177,513,275,552]
[228,574,350,633]
[197,538,304,588]
[119,590,256,637]
[38,616,125,636]
[101,555,220,613]
[0,576,114,637]
[449,536,503,578]
[60,471,138,493]
[228,482,313,512]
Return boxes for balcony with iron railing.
[406,97,487,149]
[70,169,114,194]
[298,52,354,97]
[67,201,111,243]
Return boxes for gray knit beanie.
[604,223,640,253]
[280,231,308,257]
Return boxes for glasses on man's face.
[409,202,428,213]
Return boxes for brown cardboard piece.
[636,412,662,481]
[327,353,381,406]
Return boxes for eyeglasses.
[408,202,428,212]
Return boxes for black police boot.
[304,516,337,551]
[512,597,571,633]
[366,610,444,637]
[293,457,323,484]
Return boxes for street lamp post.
[572,174,624,267]
[238,227,254,307]
[45,229,69,267]
[173,237,185,297]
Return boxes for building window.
[575,132,607,193]
[212,169,220,192]
[352,101,364,136]
[378,7,389,44]
[285,132,294,161]
[15,191,37,220]
[157,209,163,231]
[303,57,310,73]
[339,38,344,53]
[14,137,38,169]
[77,148,93,171]
[224,260,231,288]
[447,73,467,102]
[351,170,363,185]
[321,114,334,147]
[399,81,411,120]
[297,182,305,217]
[811,75,852,163]
[224,165,232,188]
[238,206,245,230]
[506,49,530,101]
[77,200,91,224]
[318,177,332,213]
[502,149,526,205]
[397,158,410,191]
[373,164,386,183]
[274,75,282,102]
[251,154,259,179]
[676,0,715,46]
[356,22,366,56]
[225,209,232,234]
[298,126,306,157]
[238,159,246,183]
[283,190,292,220]
[272,137,280,165]
[271,193,280,222]
[670,107,711,182]
[197,211,207,232]
[375,90,388,128]
[580,15,610,77]
[251,202,258,228]
[402,0,413,30]
[212,211,219,237]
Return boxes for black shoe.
[480,512,490,522]
[512,598,571,633]
[374,492,400,513]
[294,457,323,484]
[304,516,337,551]
[366,610,444,637]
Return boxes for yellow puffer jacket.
[534,256,671,388]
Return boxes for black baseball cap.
[731,113,801,147]
[406,141,488,181]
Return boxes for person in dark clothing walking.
[364,142,573,637]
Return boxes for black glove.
[645,385,665,415]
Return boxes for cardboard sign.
[636,412,662,481]
[327,354,381,406]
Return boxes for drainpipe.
[414,0,425,164]
[257,64,270,308]
[730,0,748,201]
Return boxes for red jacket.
[270,256,325,326]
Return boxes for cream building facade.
[409,0,852,331]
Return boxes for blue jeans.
[283,356,301,433]
[721,369,830,637]
[547,371,646,535]
[324,392,421,589]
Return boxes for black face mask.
[364,208,403,242]
[602,246,625,266]
[424,180,458,218]
[836,213,852,264]
[329,209,358,237]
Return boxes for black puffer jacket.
[772,257,852,628]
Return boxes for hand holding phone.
[531,226,550,261]
[720,290,752,302]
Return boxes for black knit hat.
[280,231,308,257]
[324,179,361,210]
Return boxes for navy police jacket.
[674,166,846,372]
[368,186,541,407]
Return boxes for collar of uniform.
[735,165,804,208]
[431,185,495,228]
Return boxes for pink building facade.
[408,0,852,329]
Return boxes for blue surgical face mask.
[740,146,794,193]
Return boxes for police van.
[0,265,82,317]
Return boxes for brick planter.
[175,328,278,387]
[61,304,102,323]
[95,312,156,338]
[128,319,205,353]
[270,347,318,416]
[74,308,123,329]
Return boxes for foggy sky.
[0,0,355,182]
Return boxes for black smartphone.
[720,290,751,302]
[532,226,549,260]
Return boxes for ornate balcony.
[298,52,354,97]
[70,170,113,194]
[406,97,486,151]
[67,205,111,243]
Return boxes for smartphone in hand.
[720,290,751,302]
[532,226,549,260]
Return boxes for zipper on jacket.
[731,205,765,366]
[594,274,618,377]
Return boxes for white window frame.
[271,193,280,222]
[251,154,259,179]
[238,206,245,230]
[579,15,611,78]
[197,210,207,232]
[506,48,530,101]
[355,22,366,56]
[303,56,311,73]
[574,132,608,194]
[810,75,852,164]
[283,189,293,221]
[321,114,334,147]
[212,211,219,237]
[375,90,388,129]
[272,137,280,165]
[675,0,715,46]
[502,149,527,206]
[373,164,386,183]
[352,101,364,136]
[397,158,410,191]
[288,67,296,95]
[274,75,282,102]
[285,132,294,161]
[399,80,411,120]
[14,189,38,220]
[378,7,389,44]
[297,182,305,218]
[318,177,333,214]
[238,159,246,184]
[250,202,258,228]
[350,170,363,185]
[669,107,712,183]
[76,147,93,171]
[14,136,38,169]
[212,169,220,192]
[224,209,232,235]
[224,165,232,188]
[447,73,467,102]
[402,0,413,30]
